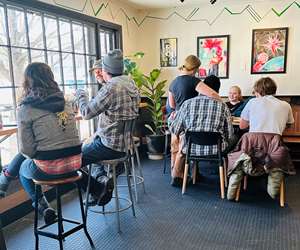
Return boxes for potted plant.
[141,69,167,159]
[124,53,168,159]
[124,52,145,89]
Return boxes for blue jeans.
[82,137,125,167]
[5,153,26,177]
[19,159,76,201]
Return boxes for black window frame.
[0,0,122,120]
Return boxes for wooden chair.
[235,175,285,207]
[163,129,171,174]
[182,131,226,199]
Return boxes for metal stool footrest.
[37,222,84,240]
[117,174,144,187]
[88,196,133,214]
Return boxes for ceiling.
[119,0,268,9]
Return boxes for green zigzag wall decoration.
[52,0,300,28]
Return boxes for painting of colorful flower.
[251,27,288,74]
[197,35,229,79]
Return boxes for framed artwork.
[160,38,177,67]
[197,35,229,79]
[251,27,288,74]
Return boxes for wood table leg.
[280,179,285,208]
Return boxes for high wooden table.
[0,127,17,140]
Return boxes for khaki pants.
[227,166,284,200]
[170,134,185,178]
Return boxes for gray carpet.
[3,159,300,250]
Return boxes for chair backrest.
[122,119,136,155]
[185,131,222,162]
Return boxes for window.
[99,28,116,56]
[0,1,120,124]
[0,0,121,202]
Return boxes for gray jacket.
[17,92,81,159]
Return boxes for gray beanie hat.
[102,49,124,75]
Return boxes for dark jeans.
[5,153,26,177]
[19,159,76,201]
[82,137,125,167]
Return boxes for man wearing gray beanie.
[75,49,140,205]
[102,49,124,75]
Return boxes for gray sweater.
[17,92,81,159]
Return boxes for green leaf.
[145,124,155,134]
[156,102,161,110]
[134,52,145,58]
[150,69,161,82]
[124,52,168,134]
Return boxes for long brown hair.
[21,62,60,99]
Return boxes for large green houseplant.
[124,53,168,159]
[142,69,167,160]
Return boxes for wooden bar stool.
[33,171,94,250]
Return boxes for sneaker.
[34,196,57,224]
[105,164,124,177]
[96,176,114,206]
[43,208,57,225]
[84,194,98,207]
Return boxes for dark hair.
[203,75,221,93]
[253,77,277,96]
[22,62,60,98]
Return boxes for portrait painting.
[197,35,229,79]
[160,38,177,67]
[251,27,288,74]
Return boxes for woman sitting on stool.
[17,63,82,224]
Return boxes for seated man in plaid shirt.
[169,75,234,187]
[76,49,140,204]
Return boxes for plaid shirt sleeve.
[77,86,112,120]
[169,102,187,135]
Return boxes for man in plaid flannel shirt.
[169,75,234,186]
[76,49,140,171]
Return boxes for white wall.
[39,0,300,96]
[136,0,300,96]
